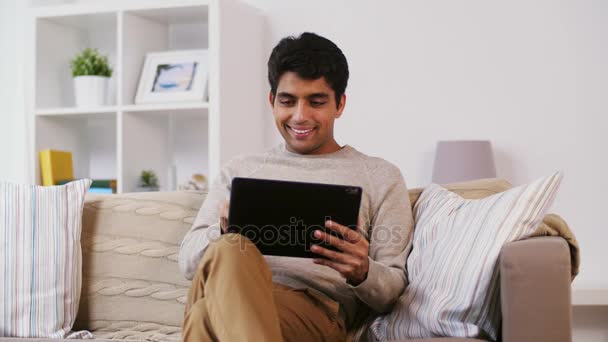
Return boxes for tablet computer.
[226,177,362,258]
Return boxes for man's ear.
[269,91,275,108]
[335,94,346,118]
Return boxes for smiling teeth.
[291,127,313,134]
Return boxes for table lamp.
[432,140,496,184]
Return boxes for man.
[179,32,414,341]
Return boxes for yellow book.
[39,150,74,186]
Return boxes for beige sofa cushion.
[75,191,205,341]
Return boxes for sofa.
[0,178,576,342]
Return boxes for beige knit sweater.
[178,143,414,325]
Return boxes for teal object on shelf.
[88,187,113,194]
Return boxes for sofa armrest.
[500,236,572,342]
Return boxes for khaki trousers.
[182,234,346,342]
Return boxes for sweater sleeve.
[349,163,414,313]
[178,161,235,280]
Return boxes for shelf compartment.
[121,5,209,106]
[35,12,118,109]
[35,114,118,185]
[121,110,208,193]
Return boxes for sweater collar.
[277,142,354,159]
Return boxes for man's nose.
[292,101,310,122]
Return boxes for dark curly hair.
[267,32,349,108]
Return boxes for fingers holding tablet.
[312,220,370,286]
[220,200,230,233]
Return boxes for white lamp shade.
[432,140,496,184]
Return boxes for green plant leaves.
[139,170,159,187]
[70,48,113,77]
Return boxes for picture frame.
[135,49,208,104]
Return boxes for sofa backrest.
[75,178,513,340]
[408,177,512,205]
[76,191,205,341]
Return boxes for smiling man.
[179,32,414,341]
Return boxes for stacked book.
[39,149,117,193]
[39,150,73,186]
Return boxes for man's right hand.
[220,200,230,233]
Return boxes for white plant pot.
[73,76,109,107]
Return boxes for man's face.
[270,71,346,155]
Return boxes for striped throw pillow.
[0,179,92,338]
[369,172,562,341]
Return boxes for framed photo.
[135,49,208,104]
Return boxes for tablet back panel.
[228,177,362,258]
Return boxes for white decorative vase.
[73,76,109,107]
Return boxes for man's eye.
[280,100,294,106]
[311,101,326,106]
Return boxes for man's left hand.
[311,220,369,286]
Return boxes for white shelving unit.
[27,0,266,192]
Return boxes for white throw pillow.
[0,179,92,338]
[369,172,562,341]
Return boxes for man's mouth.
[287,125,316,138]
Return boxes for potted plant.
[70,48,113,107]
[136,170,159,192]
